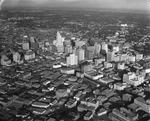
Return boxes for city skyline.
[0,3,150,120]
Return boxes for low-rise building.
[98,77,114,84]
[134,97,150,113]
[65,98,77,108]
[74,91,83,101]
[56,89,69,99]
[123,72,145,86]
[109,108,138,121]
[127,103,140,112]
[97,108,107,116]
[84,111,94,121]
[81,97,99,109]
[122,93,132,102]
[114,83,126,91]
[84,69,103,80]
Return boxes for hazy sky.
[2,0,150,11]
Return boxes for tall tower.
[66,54,78,66]
[22,41,30,50]
[101,42,108,53]
[107,51,114,62]
[65,45,73,55]
[94,42,101,54]
[53,31,64,53]
[85,46,95,60]
[76,48,85,61]
[13,52,21,63]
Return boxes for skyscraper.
[24,50,35,61]
[85,50,94,60]
[13,52,21,63]
[76,48,85,61]
[94,43,101,55]
[30,36,35,43]
[107,51,114,62]
[85,46,95,60]
[66,54,78,66]
[22,41,30,50]
[101,42,108,54]
[65,45,73,55]
[56,31,65,44]
[53,31,64,53]
[81,61,93,72]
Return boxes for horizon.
[0,0,150,13]
[1,6,150,15]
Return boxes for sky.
[1,0,150,12]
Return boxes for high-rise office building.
[107,51,114,62]
[66,54,78,66]
[65,45,73,55]
[13,52,21,63]
[30,36,35,43]
[81,62,93,72]
[24,50,35,61]
[101,42,108,53]
[49,45,57,52]
[57,46,64,53]
[56,31,65,44]
[72,47,77,55]
[22,41,30,50]
[94,43,101,54]
[31,42,39,51]
[76,48,85,61]
[85,46,95,60]
[53,31,64,53]
[85,50,94,60]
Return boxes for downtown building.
[76,48,85,61]
[24,50,35,61]
[94,42,101,55]
[53,31,64,53]
[101,42,108,54]
[65,45,73,55]
[22,41,30,50]
[107,51,115,62]
[85,46,95,60]
[13,52,21,63]
[66,53,78,66]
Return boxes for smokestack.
[0,0,5,10]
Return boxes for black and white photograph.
[0,0,150,121]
